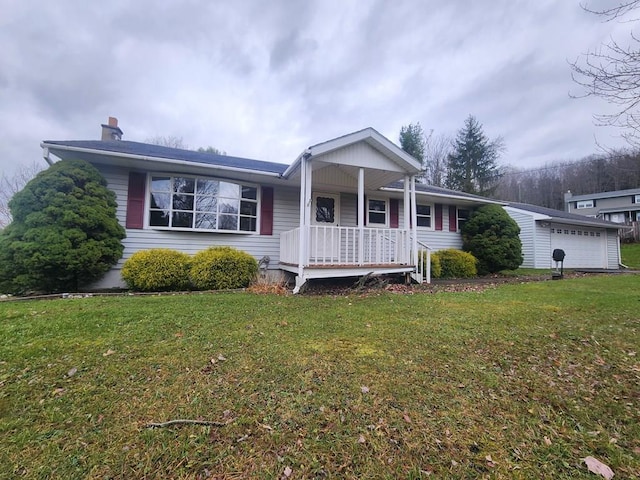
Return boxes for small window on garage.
[596,232,601,237]
[590,232,595,237]
[571,230,576,235]
[550,228,555,233]
[578,231,582,235]
[564,229,569,234]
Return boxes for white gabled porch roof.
[282,127,422,189]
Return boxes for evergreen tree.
[0,159,125,294]
[399,123,426,166]
[446,115,504,196]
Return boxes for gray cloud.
[0,0,631,179]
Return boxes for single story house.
[504,202,622,269]
[41,118,502,292]
[564,188,640,224]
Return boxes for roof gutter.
[379,186,505,205]
[40,142,284,178]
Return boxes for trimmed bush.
[190,246,258,290]
[433,249,477,279]
[462,204,523,274]
[121,249,191,292]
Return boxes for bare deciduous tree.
[571,1,640,146]
[423,131,451,187]
[0,161,45,228]
[146,135,188,149]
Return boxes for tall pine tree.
[446,115,504,196]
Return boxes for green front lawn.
[622,242,640,269]
[1,276,639,479]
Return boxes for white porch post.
[403,175,411,263]
[410,175,418,269]
[358,167,365,265]
[297,157,311,275]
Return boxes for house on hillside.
[564,188,640,224]
[505,202,621,270]
[41,118,501,292]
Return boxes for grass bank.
[1,275,639,479]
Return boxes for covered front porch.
[276,128,431,293]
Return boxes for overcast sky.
[0,0,633,178]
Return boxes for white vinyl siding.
[93,166,299,288]
[505,208,538,268]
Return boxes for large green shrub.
[433,249,477,278]
[121,249,191,291]
[190,246,258,290]
[0,159,125,294]
[461,204,523,274]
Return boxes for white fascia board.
[41,142,283,179]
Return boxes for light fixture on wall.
[540,221,550,228]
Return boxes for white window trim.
[145,173,260,234]
[457,207,470,232]
[367,197,388,227]
[415,202,434,230]
[576,200,594,209]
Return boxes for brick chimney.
[101,116,123,141]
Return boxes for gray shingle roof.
[507,202,621,228]
[43,140,290,175]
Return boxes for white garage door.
[549,224,607,268]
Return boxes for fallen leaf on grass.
[102,349,115,357]
[66,367,77,377]
[403,413,412,423]
[358,434,366,444]
[544,436,552,446]
[360,386,370,393]
[174,332,183,338]
[282,466,292,478]
[583,456,614,479]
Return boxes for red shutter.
[435,204,443,231]
[389,198,399,228]
[449,205,457,232]
[126,172,146,229]
[260,186,274,235]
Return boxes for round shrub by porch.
[121,249,191,292]
[432,249,477,279]
[189,246,258,290]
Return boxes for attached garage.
[504,203,621,270]
[549,224,607,268]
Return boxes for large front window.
[149,175,258,232]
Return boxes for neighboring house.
[41,118,500,292]
[564,188,640,224]
[505,202,621,270]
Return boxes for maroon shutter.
[449,205,457,232]
[389,198,399,228]
[126,172,146,229]
[435,204,443,231]
[260,186,274,235]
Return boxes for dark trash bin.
[552,249,565,279]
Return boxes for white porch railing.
[280,226,413,266]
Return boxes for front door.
[311,193,340,262]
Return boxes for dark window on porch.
[315,196,335,223]
[368,199,387,225]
